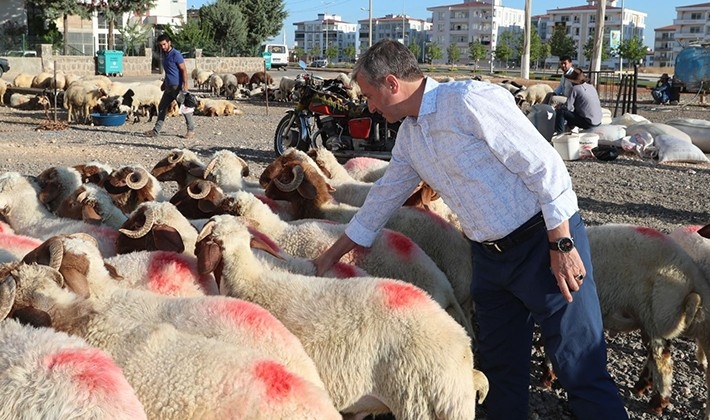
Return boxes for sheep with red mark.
[0,318,146,419]
[56,183,128,229]
[196,215,488,419]
[0,172,118,257]
[102,165,165,214]
[150,148,206,190]
[342,156,389,182]
[265,161,474,332]
[35,166,84,213]
[1,238,339,419]
[540,224,704,416]
[116,201,200,256]
[0,228,42,263]
[199,189,470,331]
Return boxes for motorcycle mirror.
[298,60,307,70]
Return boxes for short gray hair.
[352,39,423,88]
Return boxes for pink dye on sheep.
[378,281,427,309]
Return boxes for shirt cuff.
[345,214,380,248]
[541,189,579,231]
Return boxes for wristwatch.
[549,237,575,253]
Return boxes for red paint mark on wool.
[147,251,195,294]
[378,281,427,309]
[332,262,361,278]
[684,225,702,233]
[256,195,281,213]
[209,298,282,332]
[411,206,450,229]
[0,222,12,234]
[0,233,42,252]
[45,348,124,394]
[253,360,299,401]
[634,226,666,240]
[247,227,281,252]
[343,157,380,172]
[384,230,415,259]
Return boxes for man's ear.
[384,74,398,92]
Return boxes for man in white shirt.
[314,40,627,420]
[544,55,574,106]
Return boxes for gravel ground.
[1,77,710,419]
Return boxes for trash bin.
[96,50,124,77]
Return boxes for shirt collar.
[418,77,440,117]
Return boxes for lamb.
[195,215,488,418]
[195,98,243,117]
[278,76,300,101]
[12,73,33,88]
[199,149,263,194]
[192,188,471,332]
[0,318,147,419]
[2,237,339,419]
[63,81,108,124]
[150,148,206,190]
[56,183,128,229]
[102,165,164,214]
[116,201,200,256]
[208,73,224,96]
[9,92,50,112]
[0,172,118,257]
[0,79,11,106]
[265,160,474,327]
[35,165,84,213]
[515,83,553,106]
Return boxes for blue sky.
[190,0,685,49]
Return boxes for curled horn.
[167,150,185,164]
[203,157,218,178]
[196,220,216,243]
[76,189,89,203]
[119,208,156,238]
[126,167,150,190]
[22,237,64,270]
[48,238,64,270]
[272,165,304,192]
[187,180,213,200]
[0,276,17,321]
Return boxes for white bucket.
[578,133,599,158]
[552,134,580,161]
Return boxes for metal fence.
[587,67,639,117]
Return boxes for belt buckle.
[483,241,503,253]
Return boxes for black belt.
[480,212,546,253]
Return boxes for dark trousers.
[555,108,595,133]
[470,213,627,420]
[153,85,194,133]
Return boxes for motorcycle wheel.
[274,113,304,156]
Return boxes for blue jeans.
[470,213,627,420]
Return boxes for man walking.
[144,33,195,139]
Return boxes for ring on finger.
[575,274,584,281]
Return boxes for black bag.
[183,92,198,108]
[591,145,619,161]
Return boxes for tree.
[426,42,443,64]
[583,36,610,63]
[343,44,357,62]
[119,17,152,56]
[537,42,551,69]
[308,43,320,61]
[79,0,157,51]
[227,0,287,56]
[28,0,90,54]
[293,46,306,62]
[446,43,461,64]
[468,40,487,71]
[408,43,420,62]
[517,29,544,69]
[495,31,515,67]
[548,24,576,59]
[164,19,216,57]
[618,35,648,67]
[325,44,338,62]
[200,0,247,56]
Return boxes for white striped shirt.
[345,78,579,246]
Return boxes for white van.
[260,44,289,71]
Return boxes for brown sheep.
[249,71,274,89]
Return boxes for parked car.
[0,57,9,77]
[310,59,328,68]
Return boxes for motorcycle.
[273,61,399,160]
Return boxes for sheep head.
[259,148,311,188]
[103,166,157,214]
[403,182,441,210]
[169,180,226,219]
[22,235,92,299]
[73,162,111,185]
[56,185,103,224]
[116,205,185,255]
[35,167,63,207]
[264,162,334,219]
[150,149,205,189]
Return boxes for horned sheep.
[36,166,84,213]
[56,183,129,229]
[342,156,389,182]
[150,148,206,190]
[195,215,488,419]
[102,165,165,214]
[116,201,200,256]
[200,149,263,194]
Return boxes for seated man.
[651,73,672,104]
[554,68,602,134]
[543,56,574,106]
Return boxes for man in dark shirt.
[144,33,195,139]
[554,68,602,134]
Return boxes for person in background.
[313,39,628,420]
[651,73,672,105]
[144,33,195,139]
[543,55,575,106]
[554,68,602,134]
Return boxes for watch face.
[558,237,575,252]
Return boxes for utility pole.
[619,0,625,71]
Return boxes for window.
[691,12,703,20]
[690,26,702,34]
[589,15,596,23]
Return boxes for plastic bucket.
[578,133,599,158]
[552,133,580,161]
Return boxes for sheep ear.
[188,166,206,178]
[697,224,710,239]
[151,225,186,253]
[197,199,217,214]
[250,235,284,260]
[296,181,317,200]
[11,306,52,328]
[81,204,103,224]
[195,241,222,275]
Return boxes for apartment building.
[357,14,432,57]
[673,2,710,53]
[653,25,677,68]
[427,0,524,65]
[293,13,358,62]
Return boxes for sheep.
[0,172,118,257]
[195,215,488,418]
[335,72,362,102]
[150,148,206,190]
[31,72,57,89]
[264,159,474,328]
[249,71,274,89]
[0,227,42,263]
[199,149,263,194]
[3,237,339,419]
[77,75,112,92]
[234,71,250,87]
[12,73,34,88]
[342,156,389,182]
[208,73,224,96]
[63,81,108,124]
[195,98,243,117]
[0,79,11,106]
[0,318,147,419]
[190,188,471,332]
[540,224,704,416]
[56,183,128,229]
[73,160,113,184]
[278,76,300,101]
[35,165,84,213]
[102,165,164,214]
[116,201,200,256]
[9,92,50,112]
[515,83,553,106]
[195,69,213,91]
[221,73,239,99]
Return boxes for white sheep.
[35,165,84,213]
[150,148,206,190]
[2,247,339,419]
[515,83,553,106]
[342,156,389,182]
[278,76,299,101]
[12,73,33,88]
[0,79,11,106]
[0,172,118,257]
[195,70,213,91]
[0,318,147,419]
[208,73,224,96]
[31,72,55,89]
[116,201,200,256]
[264,160,474,333]
[201,149,263,194]
[195,215,488,418]
[63,81,107,124]
[221,73,239,99]
[55,183,128,229]
[195,98,243,117]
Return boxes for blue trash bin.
[96,50,124,77]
